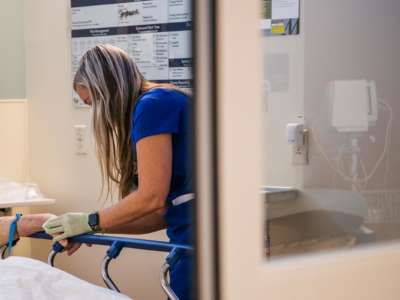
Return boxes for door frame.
[193,0,220,299]
[195,0,400,299]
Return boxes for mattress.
[0,256,132,300]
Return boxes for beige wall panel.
[0,101,28,182]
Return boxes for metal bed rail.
[1,232,193,300]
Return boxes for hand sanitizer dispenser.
[287,122,308,165]
[287,123,304,146]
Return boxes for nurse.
[0,44,194,300]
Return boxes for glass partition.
[263,0,400,259]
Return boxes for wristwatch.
[88,212,101,232]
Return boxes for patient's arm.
[0,214,55,246]
[102,208,167,234]
[0,211,166,256]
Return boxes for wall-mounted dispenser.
[286,122,308,165]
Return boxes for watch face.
[89,213,99,227]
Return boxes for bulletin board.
[261,0,300,36]
[71,0,192,107]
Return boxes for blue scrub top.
[132,88,193,299]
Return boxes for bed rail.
[2,232,192,300]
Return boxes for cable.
[380,102,393,202]
[359,157,368,190]
[311,98,393,185]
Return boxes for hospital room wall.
[0,0,31,257]
[0,102,28,184]
[0,0,25,99]
[0,101,31,257]
[262,1,305,187]
[0,0,27,180]
[25,1,166,299]
[302,0,400,192]
[264,0,400,195]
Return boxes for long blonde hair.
[74,44,177,199]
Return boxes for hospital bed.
[0,232,192,300]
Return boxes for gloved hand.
[42,213,93,243]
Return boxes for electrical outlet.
[74,125,88,155]
[292,129,309,165]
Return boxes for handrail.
[30,231,193,254]
[28,231,192,299]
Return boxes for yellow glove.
[42,213,93,243]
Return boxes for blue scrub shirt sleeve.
[132,95,181,143]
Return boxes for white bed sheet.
[0,256,132,300]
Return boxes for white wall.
[303,0,400,190]
[0,100,31,257]
[25,1,166,299]
[0,0,30,261]
[0,0,25,99]
[264,0,400,194]
[0,2,28,180]
[0,101,28,182]
[263,1,305,187]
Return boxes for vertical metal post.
[160,262,179,300]
[100,241,123,293]
[101,256,121,292]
